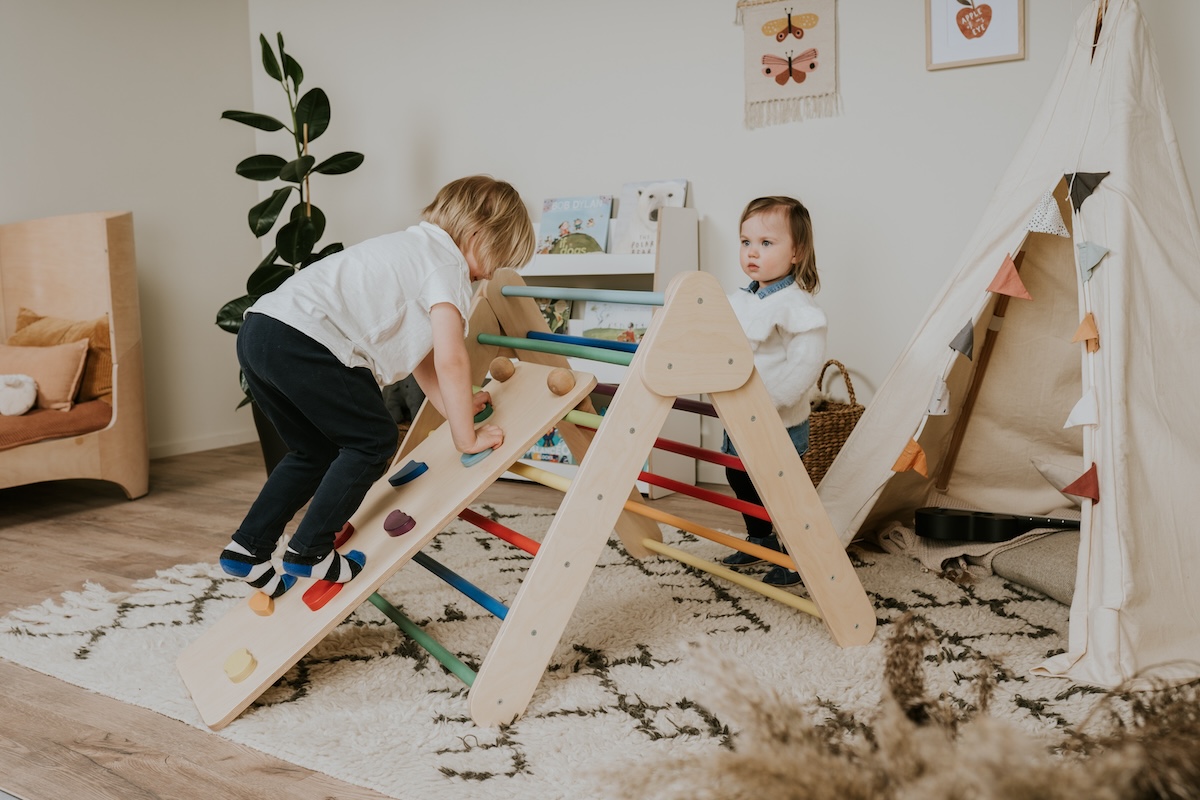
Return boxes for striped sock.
[219,540,296,598]
[281,547,366,583]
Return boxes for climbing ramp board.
[177,362,596,729]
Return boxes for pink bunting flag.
[1072,313,1100,353]
[1062,463,1099,503]
[987,253,1033,300]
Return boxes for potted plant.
[217,33,364,472]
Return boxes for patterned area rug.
[0,503,1099,799]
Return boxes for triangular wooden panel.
[469,271,875,725]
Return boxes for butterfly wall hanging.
[737,0,840,128]
[762,48,819,85]
[761,9,819,41]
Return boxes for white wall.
[245,0,1200,477]
[0,0,263,458]
[2,1,1197,463]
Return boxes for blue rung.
[412,552,509,620]
[526,330,639,353]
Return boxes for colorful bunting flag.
[891,438,928,477]
[1062,463,1099,502]
[1064,388,1099,428]
[1028,190,1071,237]
[1065,171,1110,211]
[987,253,1033,300]
[1072,313,1100,353]
[949,321,974,360]
[1076,241,1109,281]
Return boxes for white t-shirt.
[247,221,472,386]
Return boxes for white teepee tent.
[818,0,1200,687]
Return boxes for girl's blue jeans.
[722,419,810,540]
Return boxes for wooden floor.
[0,442,742,800]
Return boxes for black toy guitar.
[914,507,1081,543]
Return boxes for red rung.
[652,436,745,471]
[637,471,771,521]
[458,508,540,555]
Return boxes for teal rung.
[368,592,476,686]
[501,285,664,306]
[477,333,634,366]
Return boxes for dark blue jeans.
[722,419,810,540]
[234,312,398,558]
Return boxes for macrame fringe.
[745,93,842,129]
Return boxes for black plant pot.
[250,401,290,477]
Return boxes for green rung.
[476,333,634,366]
[368,592,476,686]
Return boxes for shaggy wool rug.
[0,503,1105,799]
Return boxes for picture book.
[522,425,575,465]
[611,178,689,255]
[535,297,572,334]
[536,195,613,254]
[581,300,655,344]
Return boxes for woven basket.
[801,360,864,487]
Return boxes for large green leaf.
[278,155,316,183]
[246,262,295,296]
[275,217,319,265]
[294,88,330,142]
[289,202,327,241]
[221,110,285,132]
[216,294,256,333]
[259,34,282,81]
[314,151,364,175]
[282,54,303,89]
[248,187,293,237]
[235,154,286,181]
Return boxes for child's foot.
[219,541,296,598]
[720,535,781,568]
[762,566,802,587]
[282,547,366,583]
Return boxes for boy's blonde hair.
[740,196,820,293]
[422,175,535,277]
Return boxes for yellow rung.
[641,538,821,619]
[507,461,812,613]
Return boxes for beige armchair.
[0,211,149,499]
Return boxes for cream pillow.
[0,374,37,416]
[0,341,88,410]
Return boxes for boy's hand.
[465,423,504,454]
[472,390,492,413]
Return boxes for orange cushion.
[0,341,88,410]
[8,308,113,403]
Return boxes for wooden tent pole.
[934,251,1025,492]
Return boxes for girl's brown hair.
[740,196,819,293]
[422,175,535,277]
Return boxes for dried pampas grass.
[611,614,1200,800]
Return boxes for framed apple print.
[926,0,1025,70]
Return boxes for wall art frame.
[926,0,1025,70]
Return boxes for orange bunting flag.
[1072,313,1100,353]
[891,438,928,477]
[1062,463,1100,503]
[987,253,1033,300]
